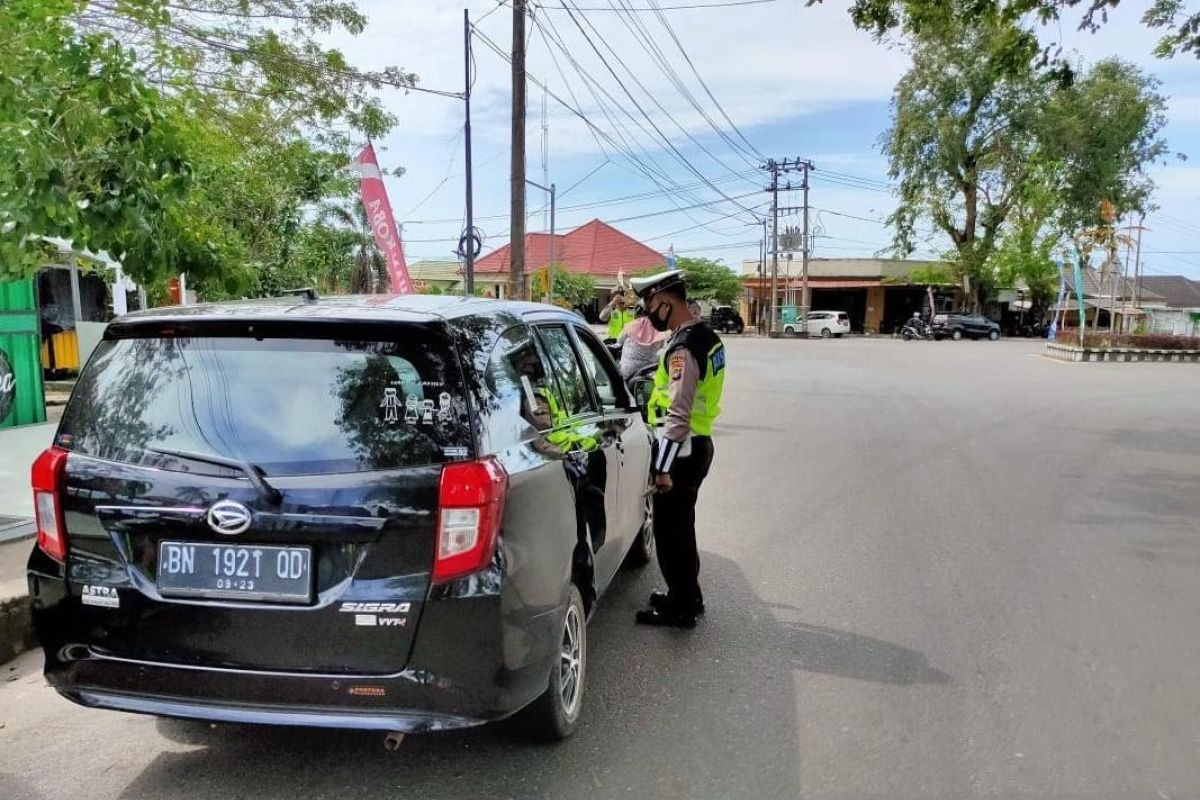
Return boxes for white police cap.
[630,269,686,299]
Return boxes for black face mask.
[648,299,672,332]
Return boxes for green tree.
[532,265,597,309]
[0,0,405,289]
[319,201,388,294]
[882,18,1168,310]
[883,19,1050,308]
[826,0,1200,61]
[676,257,743,306]
[0,1,201,283]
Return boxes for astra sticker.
[81,585,119,609]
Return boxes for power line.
[483,18,756,233]
[552,0,762,218]
[602,0,761,170]
[643,0,765,164]
[534,0,781,9]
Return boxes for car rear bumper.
[31,559,562,732]
[66,687,484,732]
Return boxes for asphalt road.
[4,337,1200,800]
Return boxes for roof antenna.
[280,287,318,303]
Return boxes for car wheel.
[988,329,999,341]
[821,328,832,338]
[783,325,795,336]
[734,323,744,335]
[519,584,587,741]
[951,329,963,341]
[625,494,654,568]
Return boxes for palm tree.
[319,200,389,294]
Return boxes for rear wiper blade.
[146,446,283,506]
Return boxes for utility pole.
[462,9,476,296]
[801,160,811,314]
[509,0,527,300]
[761,157,811,337]
[769,160,779,336]
[1132,216,1146,310]
[527,179,555,305]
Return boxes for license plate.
[157,541,312,604]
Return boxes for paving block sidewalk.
[0,422,55,664]
[0,539,34,664]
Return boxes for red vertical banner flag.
[351,143,414,295]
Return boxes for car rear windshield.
[59,333,471,476]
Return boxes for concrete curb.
[0,592,34,666]
[1045,343,1200,363]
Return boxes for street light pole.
[527,179,555,305]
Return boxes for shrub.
[1056,328,1200,350]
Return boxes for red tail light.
[32,447,69,563]
[433,458,508,583]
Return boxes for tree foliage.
[882,15,1168,308]
[824,0,1200,61]
[0,0,408,290]
[677,257,743,306]
[531,265,597,309]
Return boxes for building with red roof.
[473,219,665,308]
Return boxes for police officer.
[630,269,725,628]
[599,291,635,340]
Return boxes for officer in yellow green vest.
[629,269,725,628]
[599,291,635,340]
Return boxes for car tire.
[519,584,587,741]
[988,329,999,341]
[624,494,654,568]
[821,328,832,338]
[951,329,963,341]
[734,323,744,335]
[783,326,795,336]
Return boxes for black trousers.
[653,435,714,610]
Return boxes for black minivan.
[28,295,654,740]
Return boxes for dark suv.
[28,295,653,740]
[708,305,745,334]
[931,312,1001,341]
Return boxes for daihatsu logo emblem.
[207,500,252,535]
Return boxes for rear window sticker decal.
[437,392,453,422]
[421,399,435,425]
[379,388,401,423]
[404,393,419,425]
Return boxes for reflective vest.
[538,388,598,452]
[607,308,635,339]
[646,323,725,436]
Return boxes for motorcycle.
[900,321,933,341]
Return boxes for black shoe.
[649,591,705,616]
[635,606,697,629]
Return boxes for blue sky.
[331,0,1200,280]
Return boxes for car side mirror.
[627,376,654,421]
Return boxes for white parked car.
[783,310,851,338]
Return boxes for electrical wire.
[553,0,762,218]
[643,0,765,164]
[475,22,756,234]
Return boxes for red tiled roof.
[475,219,665,276]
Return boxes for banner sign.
[352,143,413,295]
